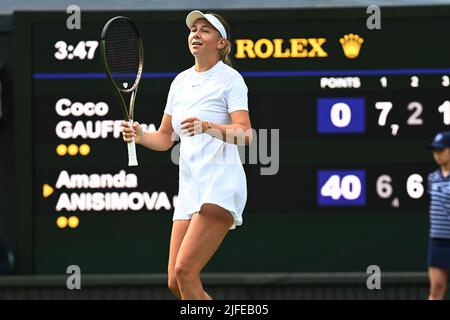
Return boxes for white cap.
[186,10,227,39]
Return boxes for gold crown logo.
[339,33,364,59]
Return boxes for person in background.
[427,131,450,299]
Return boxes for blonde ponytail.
[220,40,233,66]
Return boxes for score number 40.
[318,170,366,205]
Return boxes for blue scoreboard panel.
[14,7,450,274]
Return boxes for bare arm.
[121,114,175,151]
[180,110,252,145]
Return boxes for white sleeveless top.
[164,61,249,229]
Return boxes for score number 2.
[54,41,99,60]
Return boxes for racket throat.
[128,89,137,120]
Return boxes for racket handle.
[127,119,138,166]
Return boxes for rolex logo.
[339,33,364,59]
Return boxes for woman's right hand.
[121,121,144,144]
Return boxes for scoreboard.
[14,7,450,274]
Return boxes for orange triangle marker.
[43,184,54,198]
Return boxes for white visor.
[186,10,227,39]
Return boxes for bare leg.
[174,203,234,300]
[167,220,190,299]
[428,267,448,300]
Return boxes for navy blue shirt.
[428,169,450,239]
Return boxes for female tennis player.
[121,10,252,300]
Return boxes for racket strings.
[104,20,142,88]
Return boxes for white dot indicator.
[68,45,74,51]
[68,53,74,60]
[391,197,399,208]
[123,82,128,89]
[390,124,399,136]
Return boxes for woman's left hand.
[180,117,208,136]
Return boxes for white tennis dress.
[164,60,248,229]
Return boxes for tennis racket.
[100,16,144,166]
